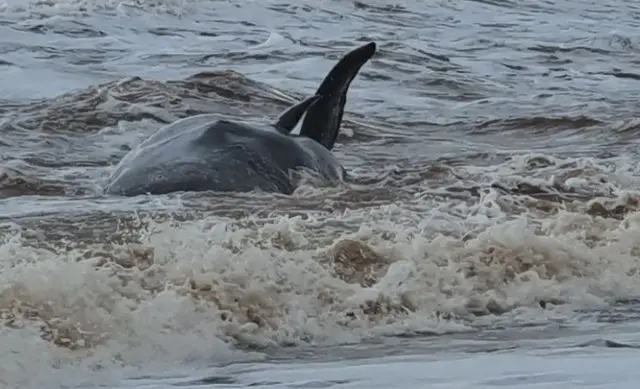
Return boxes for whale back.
[274,95,322,134]
[299,42,376,150]
[105,118,308,196]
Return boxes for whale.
[104,42,377,196]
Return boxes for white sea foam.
[2,0,640,388]
[3,165,640,388]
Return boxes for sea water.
[2,0,640,388]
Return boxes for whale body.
[104,42,377,196]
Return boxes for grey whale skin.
[104,42,377,196]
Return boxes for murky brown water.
[2,1,640,388]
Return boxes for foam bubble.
[4,167,640,387]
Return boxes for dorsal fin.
[299,42,376,150]
[274,95,322,134]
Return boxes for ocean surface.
[2,0,640,388]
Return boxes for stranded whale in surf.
[104,42,377,196]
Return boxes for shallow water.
[2,0,640,388]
